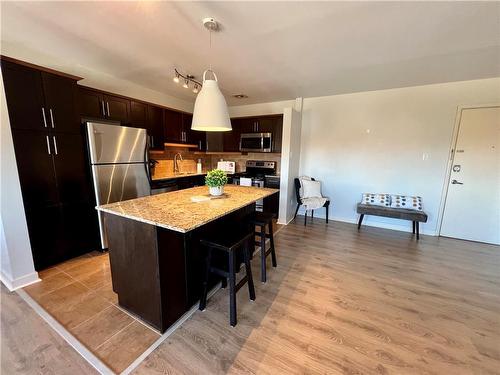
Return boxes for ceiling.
[2,1,499,105]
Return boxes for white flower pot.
[209,185,224,196]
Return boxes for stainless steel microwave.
[240,133,272,152]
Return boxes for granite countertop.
[97,185,278,233]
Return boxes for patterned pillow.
[361,193,390,207]
[390,195,423,211]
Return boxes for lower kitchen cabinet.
[25,203,99,270]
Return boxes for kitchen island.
[97,185,278,332]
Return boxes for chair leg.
[243,242,256,301]
[294,204,300,219]
[357,214,364,230]
[412,221,416,234]
[326,203,329,223]
[304,210,307,226]
[311,210,314,220]
[269,222,277,268]
[416,222,420,240]
[260,225,267,283]
[221,277,227,289]
[199,247,212,311]
[228,250,237,326]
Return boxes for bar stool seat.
[199,230,256,327]
[247,212,278,283]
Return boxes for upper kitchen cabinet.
[184,113,206,150]
[164,109,183,143]
[130,100,148,128]
[104,94,130,124]
[1,61,46,131]
[77,86,131,125]
[147,105,165,150]
[1,60,80,134]
[224,115,283,152]
[41,73,80,133]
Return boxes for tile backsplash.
[150,148,281,179]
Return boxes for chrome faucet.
[174,153,183,173]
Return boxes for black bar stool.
[199,231,256,327]
[248,212,277,283]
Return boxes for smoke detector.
[203,17,219,31]
[232,94,248,99]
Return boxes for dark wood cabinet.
[77,87,130,125]
[41,73,80,133]
[183,113,206,150]
[11,129,59,208]
[1,61,47,131]
[130,101,148,128]
[147,105,165,150]
[164,109,183,143]
[78,87,105,119]
[224,115,283,152]
[2,59,99,270]
[104,94,130,124]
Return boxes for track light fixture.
[172,68,201,94]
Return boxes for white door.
[441,107,500,245]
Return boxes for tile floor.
[24,251,160,373]
[23,220,283,374]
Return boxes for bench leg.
[294,204,300,219]
[412,221,416,234]
[304,210,307,226]
[325,203,329,223]
[311,210,314,220]
[416,222,420,240]
[357,214,364,230]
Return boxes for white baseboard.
[296,211,437,236]
[1,271,40,291]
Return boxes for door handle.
[42,107,48,128]
[451,179,463,185]
[52,136,58,155]
[49,108,55,128]
[45,135,51,155]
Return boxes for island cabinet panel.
[105,213,188,332]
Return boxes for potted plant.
[205,169,228,196]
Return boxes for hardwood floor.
[0,284,97,374]
[2,219,499,374]
[133,219,500,375]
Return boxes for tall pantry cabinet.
[1,59,99,270]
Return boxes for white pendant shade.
[191,70,231,132]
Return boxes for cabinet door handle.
[42,107,48,128]
[199,140,202,149]
[206,140,208,150]
[106,102,110,117]
[52,136,58,155]
[49,108,55,128]
[45,135,51,155]
[101,100,106,117]
[151,135,154,147]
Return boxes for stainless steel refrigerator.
[86,122,151,250]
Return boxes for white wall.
[299,78,500,235]
[0,70,40,290]
[229,99,295,118]
[278,103,303,224]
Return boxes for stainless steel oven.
[240,133,272,153]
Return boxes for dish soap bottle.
[197,159,202,174]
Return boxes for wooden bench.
[356,203,428,240]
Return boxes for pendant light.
[191,18,231,132]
